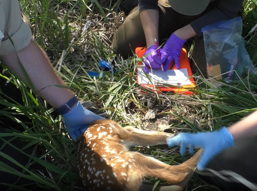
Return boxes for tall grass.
[0,0,256,190]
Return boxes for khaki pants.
[112,0,217,77]
[0,0,32,56]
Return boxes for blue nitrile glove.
[161,33,187,70]
[62,102,105,141]
[143,45,163,73]
[166,127,234,171]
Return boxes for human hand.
[161,33,187,70]
[62,102,105,141]
[143,45,163,73]
[166,127,234,171]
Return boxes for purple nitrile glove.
[166,127,234,171]
[161,33,187,70]
[143,45,163,73]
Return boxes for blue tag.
[87,59,118,79]
[87,71,105,78]
[99,60,111,70]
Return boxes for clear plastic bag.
[202,17,255,82]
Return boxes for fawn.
[77,119,202,191]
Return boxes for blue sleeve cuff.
[56,95,79,115]
[139,0,158,12]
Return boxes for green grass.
[0,0,256,190]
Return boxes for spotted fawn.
[77,119,202,191]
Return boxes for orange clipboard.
[135,47,196,95]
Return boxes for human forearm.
[0,40,74,108]
[228,110,257,141]
[174,24,197,40]
[191,0,243,36]
[140,9,159,48]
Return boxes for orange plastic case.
[135,47,196,95]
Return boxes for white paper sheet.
[137,68,191,86]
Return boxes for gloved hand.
[143,45,163,73]
[161,33,187,70]
[166,127,234,171]
[62,102,105,141]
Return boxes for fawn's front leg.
[120,126,173,147]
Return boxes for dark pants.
[0,67,46,190]
[112,0,217,77]
[202,136,257,191]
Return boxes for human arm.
[166,110,257,170]
[168,0,243,42]
[1,40,74,108]
[228,110,257,141]
[140,9,159,48]
[139,9,164,72]
[138,0,159,45]
[0,40,104,140]
[173,24,196,40]
[162,0,243,69]
[190,0,243,36]
[138,0,165,72]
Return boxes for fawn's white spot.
[122,163,127,168]
[98,132,107,139]
[121,172,127,176]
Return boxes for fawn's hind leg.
[130,150,203,188]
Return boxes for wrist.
[146,44,156,49]
[173,31,187,41]
[220,127,234,147]
[56,95,79,115]
[174,24,196,40]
